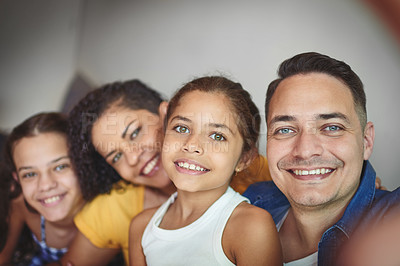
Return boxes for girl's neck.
[159,185,229,229]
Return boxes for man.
[244,52,400,265]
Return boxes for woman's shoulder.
[75,181,145,223]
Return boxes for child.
[0,112,85,265]
[129,76,282,265]
[62,79,272,265]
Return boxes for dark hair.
[265,52,367,129]
[166,76,260,155]
[4,112,68,174]
[68,79,164,201]
[1,112,68,252]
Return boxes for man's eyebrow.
[122,120,137,138]
[317,112,350,123]
[269,115,296,125]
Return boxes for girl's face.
[91,104,172,189]
[12,133,84,222]
[162,91,247,193]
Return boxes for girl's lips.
[39,193,66,207]
[174,159,210,175]
[140,154,161,177]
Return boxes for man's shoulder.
[243,181,290,224]
[243,181,283,201]
[368,186,400,221]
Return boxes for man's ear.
[363,121,375,160]
[236,148,258,172]
[158,101,168,122]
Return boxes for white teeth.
[177,162,207,172]
[294,168,332,176]
[44,195,60,204]
[143,156,159,175]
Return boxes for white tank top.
[141,187,249,266]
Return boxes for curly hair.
[68,79,164,201]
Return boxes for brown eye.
[210,133,225,141]
[174,125,189,134]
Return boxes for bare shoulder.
[223,202,282,265]
[230,202,276,234]
[129,206,159,235]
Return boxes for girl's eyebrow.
[170,115,191,123]
[17,155,69,172]
[122,120,137,138]
[170,115,234,134]
[208,123,234,134]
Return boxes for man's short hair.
[265,52,367,129]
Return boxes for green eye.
[174,126,189,134]
[112,152,122,164]
[210,133,225,141]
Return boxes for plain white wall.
[1,0,399,189]
[0,0,82,129]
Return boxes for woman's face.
[12,132,85,222]
[91,104,172,189]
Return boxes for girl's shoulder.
[223,202,282,265]
[229,202,275,232]
[10,194,41,231]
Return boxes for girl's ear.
[12,171,19,182]
[158,101,169,122]
[236,148,258,172]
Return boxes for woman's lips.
[140,154,160,177]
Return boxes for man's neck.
[279,201,348,263]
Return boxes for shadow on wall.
[61,73,94,114]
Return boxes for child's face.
[162,91,245,193]
[91,104,172,189]
[12,133,84,222]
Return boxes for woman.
[0,112,85,265]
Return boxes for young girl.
[129,76,282,265]
[62,79,272,265]
[0,112,85,265]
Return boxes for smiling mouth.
[175,161,210,172]
[292,168,333,176]
[40,193,66,205]
[141,154,160,176]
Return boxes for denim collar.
[331,160,376,237]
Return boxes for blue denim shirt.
[243,160,400,266]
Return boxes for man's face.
[266,73,374,209]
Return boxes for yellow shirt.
[74,181,144,264]
[231,154,272,194]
